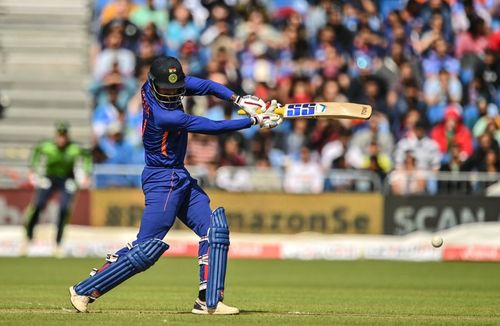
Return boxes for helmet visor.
[150,81,185,108]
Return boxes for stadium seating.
[0,0,92,166]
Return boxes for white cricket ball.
[431,236,443,248]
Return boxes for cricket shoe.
[69,286,90,313]
[191,298,239,315]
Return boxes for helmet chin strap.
[150,82,185,109]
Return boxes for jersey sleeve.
[79,147,93,175]
[29,142,45,170]
[155,109,252,135]
[184,76,235,101]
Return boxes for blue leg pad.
[74,238,168,298]
[206,207,230,309]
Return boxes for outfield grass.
[0,257,499,325]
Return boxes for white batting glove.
[234,95,266,115]
[265,99,282,114]
[251,112,283,129]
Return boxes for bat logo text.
[286,103,316,117]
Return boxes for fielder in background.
[69,56,283,314]
[24,121,92,256]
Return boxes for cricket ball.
[431,236,443,248]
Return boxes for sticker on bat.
[286,103,316,117]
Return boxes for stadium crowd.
[88,0,500,194]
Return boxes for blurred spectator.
[215,166,252,192]
[422,38,460,77]
[455,15,489,58]
[351,112,394,156]
[483,149,500,173]
[394,120,442,171]
[139,22,165,56]
[420,0,453,44]
[389,151,427,195]
[200,4,232,46]
[219,134,246,167]
[360,141,392,182]
[462,133,500,172]
[92,84,124,142]
[235,9,280,46]
[320,127,363,170]
[86,1,500,193]
[187,134,219,169]
[474,49,500,101]
[90,61,137,108]
[94,122,140,188]
[431,106,473,162]
[284,146,323,193]
[130,0,167,30]
[100,0,138,25]
[94,31,136,79]
[423,69,462,124]
[472,101,499,140]
[438,144,470,194]
[164,5,200,57]
[285,119,308,158]
[99,18,140,51]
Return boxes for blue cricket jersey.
[141,76,253,168]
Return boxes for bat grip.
[236,108,284,116]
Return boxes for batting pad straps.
[74,238,168,299]
[206,207,230,309]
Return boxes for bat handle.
[236,108,284,116]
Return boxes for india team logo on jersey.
[168,67,178,83]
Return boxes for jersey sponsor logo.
[286,103,316,117]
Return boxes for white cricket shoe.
[69,286,90,313]
[191,298,239,315]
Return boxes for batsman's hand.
[265,99,283,115]
[234,95,266,115]
[251,112,283,129]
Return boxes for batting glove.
[265,99,283,114]
[234,95,266,115]
[251,112,283,129]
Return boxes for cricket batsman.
[69,56,283,314]
[25,121,92,256]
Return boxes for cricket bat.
[238,102,372,120]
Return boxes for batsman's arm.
[184,76,235,101]
[184,76,264,113]
[156,108,253,135]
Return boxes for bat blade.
[277,102,372,120]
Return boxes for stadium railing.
[1,163,498,196]
[383,170,500,196]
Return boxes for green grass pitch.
[0,257,499,325]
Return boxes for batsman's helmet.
[148,56,186,108]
